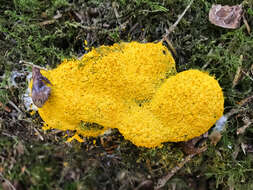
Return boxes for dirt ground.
[1,0,253,189]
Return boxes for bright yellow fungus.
[119,70,224,147]
[34,41,224,148]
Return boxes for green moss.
[1,0,253,189]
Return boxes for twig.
[129,23,139,34]
[33,127,44,141]
[20,60,48,71]
[237,93,253,106]
[112,2,121,26]
[155,146,207,190]
[242,70,253,81]
[237,118,253,135]
[2,132,17,140]
[161,0,193,56]
[163,37,177,57]
[162,0,194,40]
[8,100,21,113]
[224,93,253,118]
[0,172,16,190]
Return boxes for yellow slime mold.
[34,42,224,148]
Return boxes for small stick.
[2,132,17,139]
[237,93,253,106]
[242,70,253,81]
[162,0,194,40]
[161,0,194,56]
[33,127,44,141]
[112,2,121,26]
[8,100,21,113]
[163,37,177,57]
[20,60,48,71]
[223,93,253,118]
[155,146,207,190]
[237,118,253,135]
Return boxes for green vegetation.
[1,0,253,189]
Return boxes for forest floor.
[1,0,253,189]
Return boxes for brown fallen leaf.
[209,4,243,29]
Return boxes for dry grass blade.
[232,55,243,88]
[33,127,44,141]
[243,14,251,34]
[232,65,242,88]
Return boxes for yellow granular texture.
[35,42,224,148]
[117,70,224,147]
[117,106,169,148]
[37,42,176,140]
[148,70,224,143]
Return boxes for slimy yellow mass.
[34,41,224,148]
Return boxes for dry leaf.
[209,4,243,29]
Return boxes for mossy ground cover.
[0,0,253,189]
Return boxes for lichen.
[34,41,224,148]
